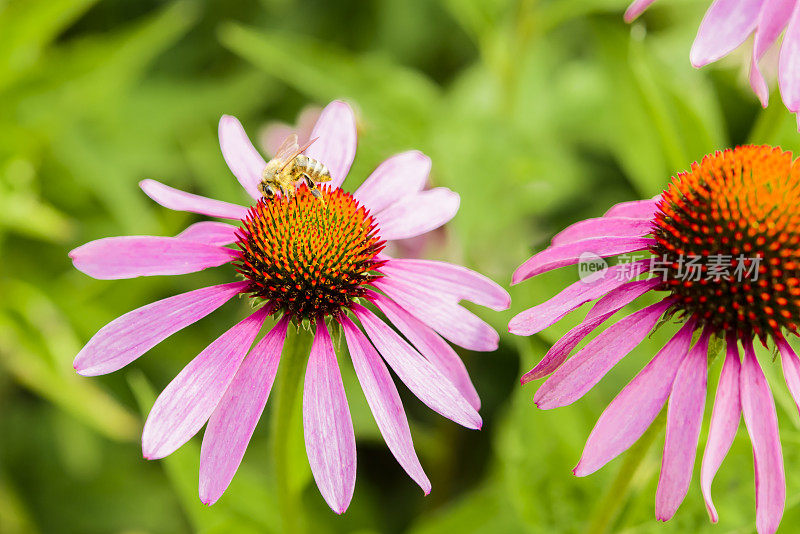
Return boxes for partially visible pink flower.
[259,105,322,158]
[510,146,800,533]
[626,0,800,127]
[70,101,509,513]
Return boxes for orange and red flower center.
[651,145,800,341]
[234,185,385,320]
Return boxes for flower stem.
[586,410,666,534]
[272,324,311,534]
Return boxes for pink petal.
[534,299,671,409]
[218,115,266,200]
[374,188,460,242]
[260,122,294,158]
[139,179,249,220]
[741,338,786,534]
[602,198,658,219]
[585,276,661,321]
[372,294,481,410]
[379,258,510,311]
[303,318,356,514]
[779,3,800,113]
[690,0,763,68]
[749,0,795,106]
[176,221,239,247]
[339,315,431,493]
[305,100,357,189]
[373,277,499,352]
[198,316,289,505]
[575,320,695,476]
[776,336,800,417]
[353,151,431,214]
[521,277,661,384]
[73,281,247,376]
[352,304,482,429]
[69,236,238,280]
[509,259,650,336]
[655,329,711,521]
[551,217,653,246]
[624,0,658,22]
[700,334,741,523]
[142,307,268,460]
[511,237,654,285]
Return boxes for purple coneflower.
[510,145,800,533]
[70,100,509,513]
[626,0,800,127]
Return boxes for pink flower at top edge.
[626,0,800,128]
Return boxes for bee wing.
[278,137,319,172]
[272,133,300,162]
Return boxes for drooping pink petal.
[142,307,268,460]
[624,0,658,22]
[521,277,661,383]
[551,217,654,246]
[305,100,357,189]
[371,293,481,410]
[353,151,431,214]
[534,299,671,409]
[741,338,786,534]
[509,259,650,336]
[690,0,763,68]
[198,316,289,505]
[511,237,654,285]
[700,334,741,523]
[373,277,499,352]
[776,336,800,417]
[176,221,239,247]
[352,304,482,429]
[603,198,658,219]
[339,315,431,493]
[655,329,711,521]
[374,188,460,242]
[73,281,247,376]
[749,0,795,106]
[379,258,510,311]
[69,236,238,280]
[218,115,267,200]
[574,320,695,476]
[779,3,800,113]
[303,319,356,514]
[139,179,249,220]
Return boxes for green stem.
[586,410,666,534]
[272,325,311,534]
[748,98,788,145]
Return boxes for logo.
[578,252,608,283]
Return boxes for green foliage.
[3,0,800,532]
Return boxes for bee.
[259,134,332,203]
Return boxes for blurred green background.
[3,0,800,532]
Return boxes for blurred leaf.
[0,0,98,90]
[0,314,139,441]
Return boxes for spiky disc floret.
[651,145,800,341]
[234,185,385,320]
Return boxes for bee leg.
[260,183,275,198]
[305,176,325,204]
